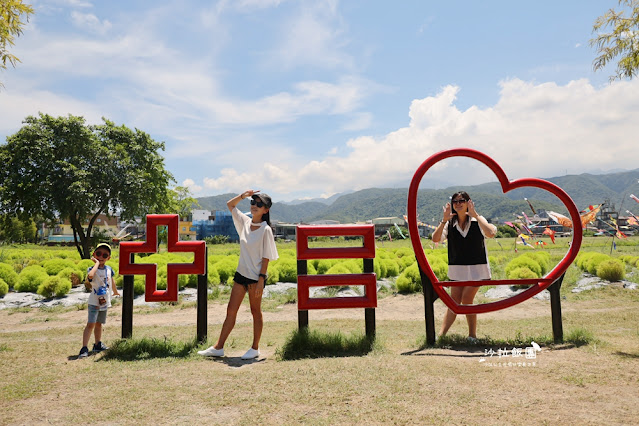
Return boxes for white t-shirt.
[232,207,279,280]
[86,265,114,310]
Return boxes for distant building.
[272,222,297,240]
[193,210,240,242]
[372,216,406,236]
[47,214,119,243]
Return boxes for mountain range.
[195,169,639,225]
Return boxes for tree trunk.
[70,214,90,259]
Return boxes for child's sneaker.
[78,346,89,358]
[92,342,108,352]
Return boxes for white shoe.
[198,346,224,357]
[241,348,260,360]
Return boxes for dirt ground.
[0,291,558,333]
[2,291,639,425]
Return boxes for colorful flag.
[547,211,572,228]
[542,226,556,244]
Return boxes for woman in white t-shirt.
[199,190,279,360]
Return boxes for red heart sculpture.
[407,148,582,314]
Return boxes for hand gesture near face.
[467,199,478,218]
[243,189,260,199]
[442,202,454,221]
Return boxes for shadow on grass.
[202,355,267,368]
[614,351,639,359]
[276,328,377,361]
[95,337,199,362]
[404,328,598,357]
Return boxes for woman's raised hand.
[442,202,454,221]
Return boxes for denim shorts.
[233,271,258,289]
[88,304,107,324]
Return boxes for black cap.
[251,193,272,208]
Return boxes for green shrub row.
[504,252,551,280]
[576,252,625,282]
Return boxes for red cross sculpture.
[119,214,206,302]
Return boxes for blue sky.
[2,0,639,202]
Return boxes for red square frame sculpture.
[296,225,377,310]
[119,214,206,302]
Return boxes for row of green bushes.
[575,252,626,282]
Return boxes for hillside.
[195,169,639,224]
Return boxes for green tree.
[591,0,639,81]
[0,113,175,258]
[0,0,34,88]
[167,186,199,220]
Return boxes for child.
[78,243,119,358]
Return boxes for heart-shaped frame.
[407,148,582,314]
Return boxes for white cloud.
[71,11,112,35]
[266,0,353,71]
[195,78,639,198]
[0,86,104,136]
[182,178,202,193]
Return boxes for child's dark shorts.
[233,271,258,289]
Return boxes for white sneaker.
[198,346,224,357]
[241,348,260,360]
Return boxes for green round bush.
[274,258,298,283]
[396,263,421,294]
[16,265,49,293]
[207,266,221,285]
[325,263,353,275]
[0,278,8,297]
[266,268,280,285]
[38,275,72,298]
[584,253,610,275]
[430,258,449,281]
[42,258,76,275]
[521,252,551,275]
[507,266,538,280]
[316,259,339,275]
[596,259,625,282]
[0,262,19,288]
[56,267,84,287]
[505,256,542,278]
[134,276,145,295]
[381,259,399,278]
[213,258,238,284]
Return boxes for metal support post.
[549,273,565,343]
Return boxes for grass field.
[1,238,639,424]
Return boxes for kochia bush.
[596,259,625,282]
[0,263,19,288]
[16,265,49,293]
[0,278,8,297]
[42,259,76,276]
[37,276,72,298]
[396,263,421,294]
[505,256,542,278]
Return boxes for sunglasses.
[250,199,266,208]
[452,198,468,204]
[94,251,109,259]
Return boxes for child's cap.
[95,243,112,254]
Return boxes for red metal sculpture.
[407,148,582,314]
[119,214,206,302]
